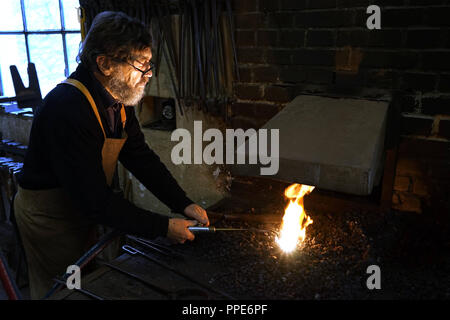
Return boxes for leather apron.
[14,78,127,299]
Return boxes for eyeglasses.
[124,60,155,76]
[109,56,155,76]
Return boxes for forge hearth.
[178,176,449,300]
[181,206,449,300]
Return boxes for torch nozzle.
[188,226,247,233]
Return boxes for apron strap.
[60,79,128,137]
[120,104,126,130]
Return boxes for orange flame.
[275,183,315,253]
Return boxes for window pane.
[28,34,65,96]
[62,0,80,30]
[66,33,81,74]
[0,1,23,31]
[24,0,61,31]
[0,35,28,97]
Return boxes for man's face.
[106,47,152,106]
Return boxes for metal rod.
[126,235,184,260]
[0,251,22,300]
[188,226,248,232]
[52,278,105,300]
[102,262,175,299]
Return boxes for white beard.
[107,71,146,106]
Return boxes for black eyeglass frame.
[109,56,155,76]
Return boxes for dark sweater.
[17,63,193,239]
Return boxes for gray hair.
[77,11,152,71]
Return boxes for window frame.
[0,0,81,95]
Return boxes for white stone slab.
[232,95,389,195]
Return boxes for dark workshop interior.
[0,0,449,303]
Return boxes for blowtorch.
[188,226,247,233]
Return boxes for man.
[14,11,209,299]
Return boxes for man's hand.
[167,218,197,244]
[184,204,209,226]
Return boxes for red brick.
[230,102,279,119]
[400,115,433,136]
[413,178,430,197]
[279,30,305,48]
[237,48,265,63]
[265,12,294,28]
[279,66,307,83]
[253,66,279,83]
[264,85,297,102]
[266,49,292,65]
[257,30,278,47]
[234,84,264,100]
[238,67,253,83]
[236,30,256,46]
[395,158,426,177]
[394,176,411,192]
[438,118,450,139]
[232,0,258,13]
[392,193,422,214]
[235,13,264,29]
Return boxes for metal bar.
[191,0,206,107]
[52,278,105,300]
[0,251,22,300]
[101,262,173,298]
[211,0,220,98]
[153,3,184,116]
[122,245,235,300]
[225,0,240,82]
[188,226,248,232]
[20,0,30,63]
[59,0,70,78]
[207,211,282,224]
[0,30,80,35]
[179,1,185,99]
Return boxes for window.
[0,0,81,97]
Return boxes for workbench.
[49,237,233,300]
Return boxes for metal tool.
[0,250,22,300]
[126,235,185,260]
[102,262,209,300]
[52,278,106,300]
[0,63,43,113]
[188,226,248,233]
[122,245,234,300]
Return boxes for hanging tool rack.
[79,0,240,117]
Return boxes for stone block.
[232,94,389,195]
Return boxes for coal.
[179,207,450,300]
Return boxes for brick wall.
[229,0,450,214]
